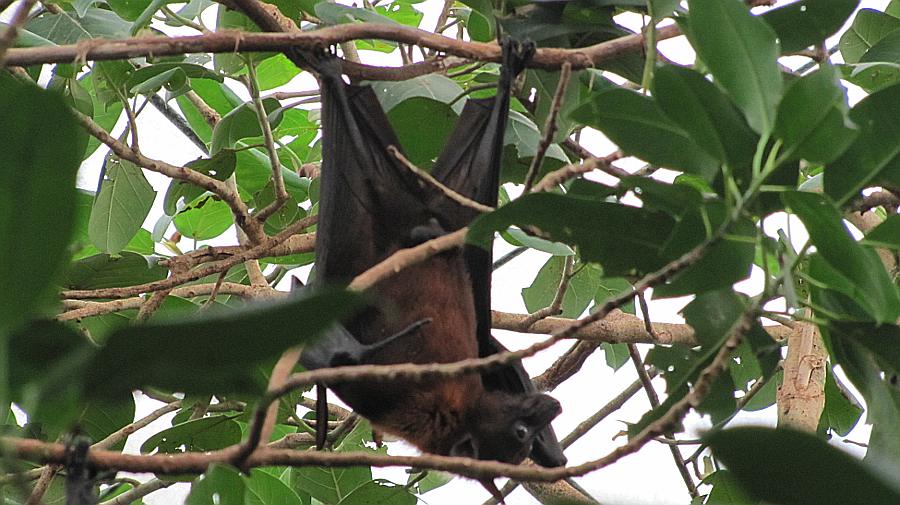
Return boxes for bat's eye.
[513,421,530,442]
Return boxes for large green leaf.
[338,480,417,505]
[127,62,223,95]
[469,193,676,277]
[244,469,303,505]
[0,78,81,333]
[570,88,720,181]
[255,53,302,91]
[652,65,757,175]
[819,366,863,437]
[707,427,900,504]
[784,191,900,322]
[762,0,859,53]
[774,65,858,164]
[863,214,900,249]
[825,83,900,204]
[522,258,601,319]
[88,155,156,255]
[840,8,900,64]
[826,323,900,468]
[655,204,756,298]
[24,8,131,44]
[83,288,363,398]
[62,252,168,290]
[164,150,237,215]
[687,0,782,133]
[188,465,246,505]
[637,290,748,434]
[210,98,283,154]
[173,194,234,240]
[141,415,242,454]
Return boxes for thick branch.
[4,23,681,74]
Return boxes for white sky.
[5,0,888,503]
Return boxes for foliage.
[2,0,900,504]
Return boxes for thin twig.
[245,62,289,222]
[98,478,172,505]
[518,256,574,329]
[523,62,571,192]
[71,109,264,243]
[60,216,315,299]
[388,146,493,213]
[0,0,38,65]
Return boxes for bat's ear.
[449,433,478,460]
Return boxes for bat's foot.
[406,218,447,247]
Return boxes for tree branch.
[3,23,682,76]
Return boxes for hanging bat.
[301,38,566,469]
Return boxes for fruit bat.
[300,39,566,469]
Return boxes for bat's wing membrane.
[427,40,567,467]
[305,43,565,466]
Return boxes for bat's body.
[302,40,565,467]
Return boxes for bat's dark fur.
[302,39,565,468]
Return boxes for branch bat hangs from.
[300,38,566,471]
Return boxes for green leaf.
[338,480,417,505]
[601,342,630,371]
[826,325,900,468]
[652,65,758,173]
[387,98,458,168]
[522,258,601,319]
[527,69,583,142]
[774,65,858,164]
[707,427,900,504]
[761,0,859,53]
[687,0,782,133]
[25,8,131,44]
[784,191,900,322]
[83,289,363,398]
[89,155,156,255]
[500,228,574,256]
[839,8,900,64]
[63,252,167,290]
[860,27,900,64]
[570,88,720,181]
[107,0,152,21]
[741,369,780,411]
[210,98,283,154]
[79,74,124,160]
[863,214,900,248]
[77,401,136,450]
[502,110,569,182]
[618,176,704,218]
[372,74,464,113]
[825,83,900,203]
[636,290,747,434]
[819,366,863,437]
[141,416,242,454]
[469,193,676,277]
[291,463,371,505]
[173,194,234,240]
[187,465,246,505]
[255,53,302,91]
[702,469,755,505]
[127,62,223,94]
[0,78,81,333]
[8,321,99,436]
[655,204,756,298]
[839,61,900,93]
[245,468,303,505]
[164,150,237,215]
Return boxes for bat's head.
[449,391,563,465]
